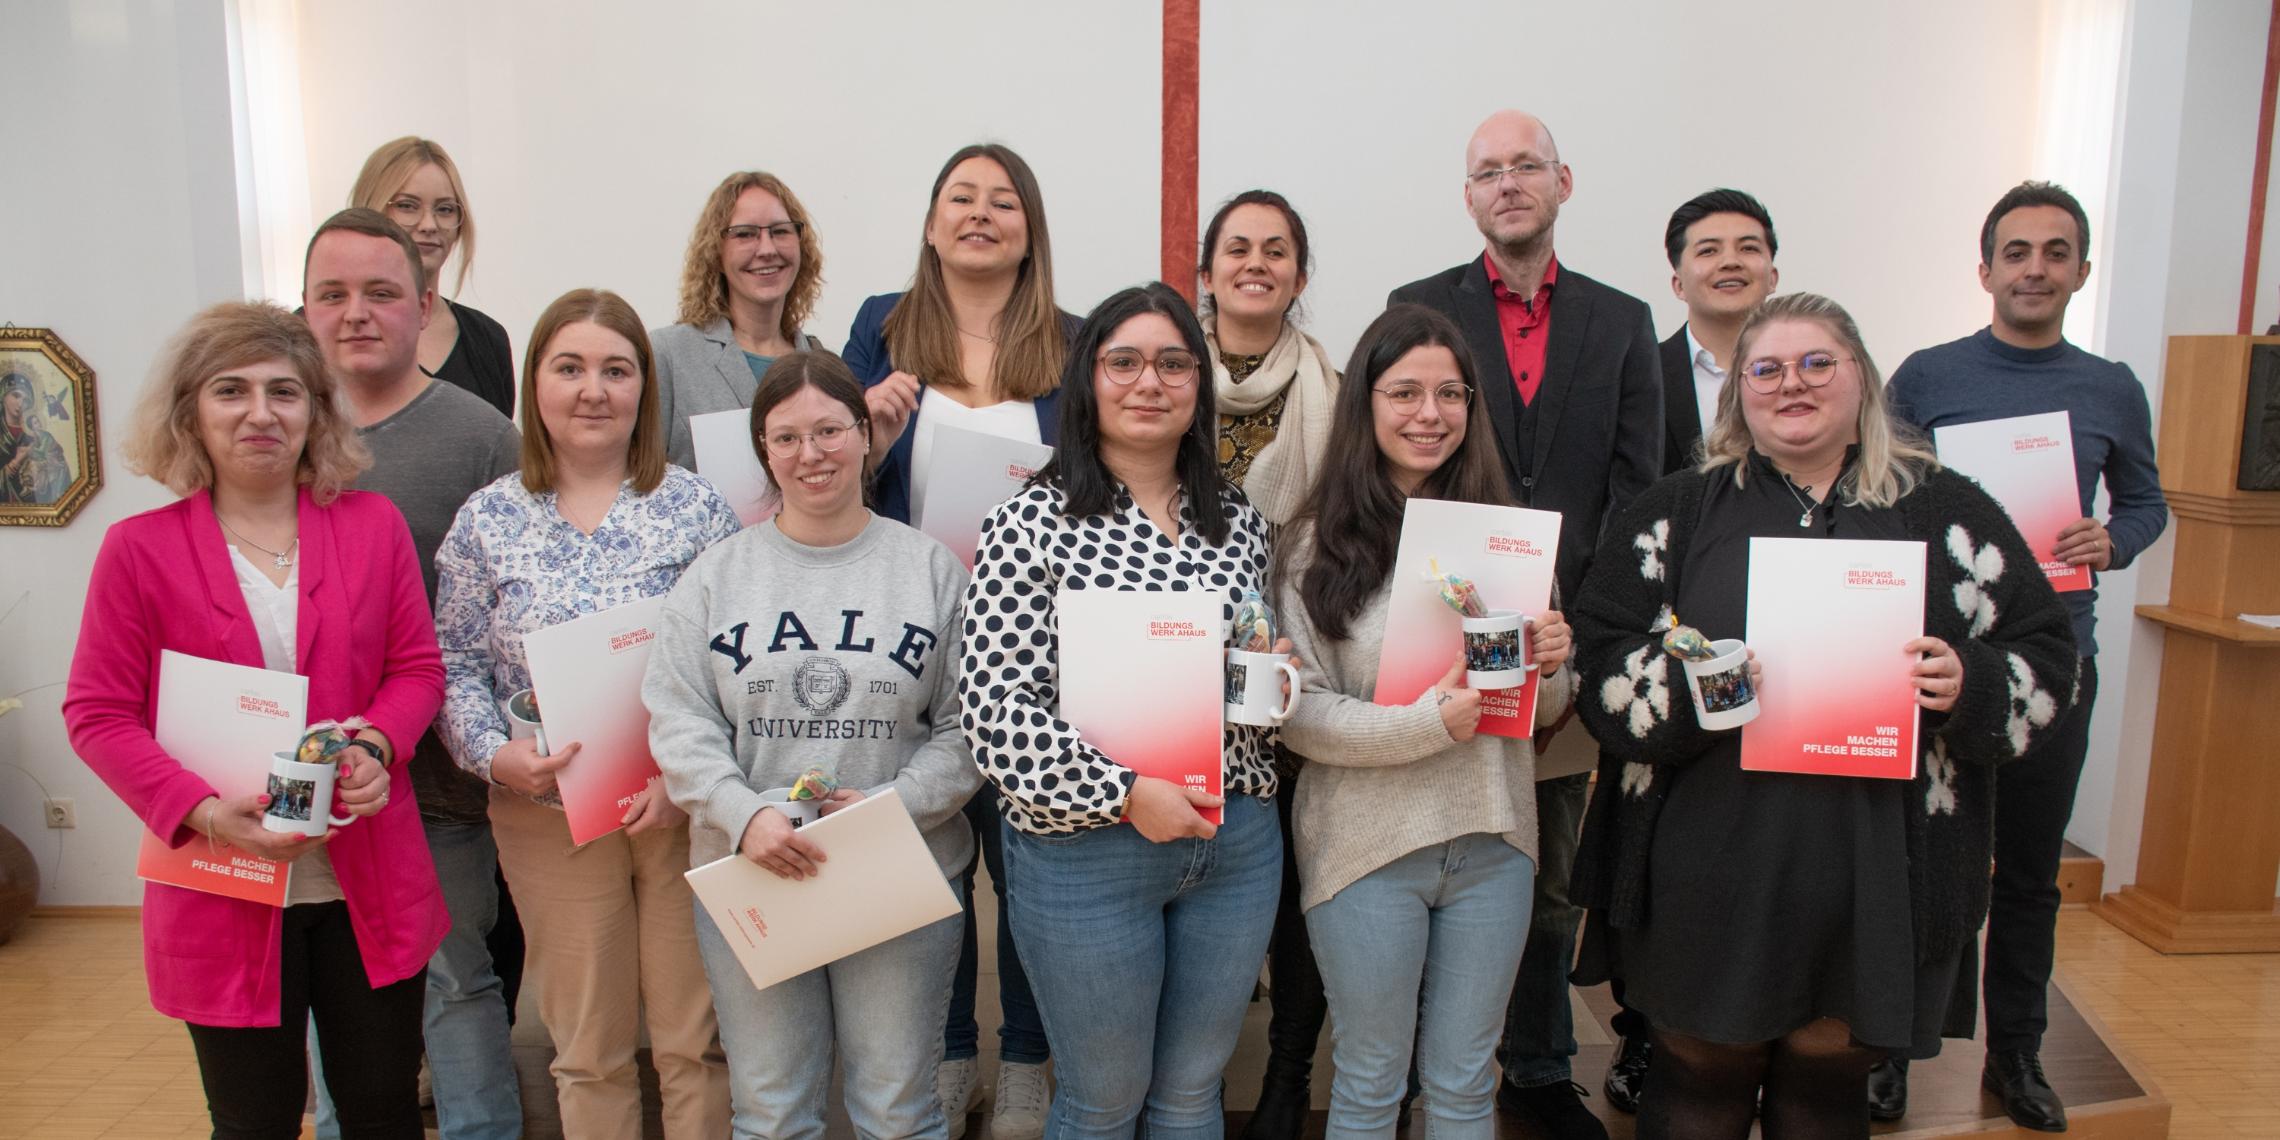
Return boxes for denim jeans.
[314,816,521,1140]
[696,881,965,1140]
[947,784,1050,1064]
[1308,837,1536,1140]
[1498,771,1589,1088]
[1004,792,1281,1140]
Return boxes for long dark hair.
[1287,304,1512,640]
[1038,282,1230,546]
[882,143,1065,400]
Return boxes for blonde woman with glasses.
[349,136,515,417]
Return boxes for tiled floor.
[0,905,2268,1138]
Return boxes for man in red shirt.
[1390,109,1663,1140]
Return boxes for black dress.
[1613,453,1966,1057]
[426,299,515,417]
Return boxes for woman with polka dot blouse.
[960,282,1293,1137]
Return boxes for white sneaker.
[939,1057,980,1140]
[991,1060,1050,1140]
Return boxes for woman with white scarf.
[1200,188,1342,1140]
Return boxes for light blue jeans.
[1005,793,1281,1140]
[694,881,964,1140]
[1306,836,1536,1140]
[314,816,521,1140]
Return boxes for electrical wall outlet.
[43,798,75,829]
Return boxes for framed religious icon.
[0,326,102,527]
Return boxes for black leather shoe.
[1867,1056,1908,1122]
[1239,1071,1310,1140]
[1983,1050,2068,1132]
[1497,1080,1610,1140]
[1603,1035,1651,1114]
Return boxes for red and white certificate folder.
[684,789,961,991]
[521,596,667,845]
[142,650,308,905]
[1741,537,1925,779]
[1057,588,1226,824]
[1373,498,1562,736]
[917,424,1053,569]
[1933,411,2089,592]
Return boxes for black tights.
[1636,1019,1880,1140]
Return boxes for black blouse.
[426,299,516,418]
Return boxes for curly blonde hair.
[1700,292,1939,509]
[126,302,371,501]
[674,171,823,341]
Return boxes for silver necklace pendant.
[1799,509,1812,528]
[273,551,292,570]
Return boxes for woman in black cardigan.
[1568,293,2076,1139]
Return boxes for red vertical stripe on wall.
[2239,0,2280,334]
[1162,0,1201,301]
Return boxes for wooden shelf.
[2135,604,2280,646]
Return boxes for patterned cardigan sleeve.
[1572,473,1729,769]
[958,493,1135,833]
[1910,469,2080,769]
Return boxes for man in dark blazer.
[1657,189,1779,476]
[1388,109,1660,1140]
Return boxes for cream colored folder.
[683,788,961,991]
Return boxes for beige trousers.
[489,788,730,1140]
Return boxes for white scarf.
[1205,317,1340,526]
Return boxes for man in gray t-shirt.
[304,207,524,1137]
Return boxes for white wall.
[290,0,1163,361]
[0,0,248,905]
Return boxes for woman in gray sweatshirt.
[1273,305,1574,1140]
[645,352,980,1140]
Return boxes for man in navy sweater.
[1884,181,2168,1132]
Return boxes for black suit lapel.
[1662,328,1700,470]
[1453,260,1524,487]
[1530,272,1591,485]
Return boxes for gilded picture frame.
[0,326,102,527]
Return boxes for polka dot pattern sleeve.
[959,483,1279,836]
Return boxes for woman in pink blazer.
[64,301,448,1140]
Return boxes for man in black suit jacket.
[1658,189,1780,477]
[1388,109,1660,1140]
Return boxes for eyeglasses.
[1098,349,1199,388]
[1466,160,1556,189]
[761,420,862,458]
[1371,382,1472,413]
[385,198,462,230]
[1739,352,1850,394]
[724,222,805,246]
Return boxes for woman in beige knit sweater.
[1273,304,1574,1140]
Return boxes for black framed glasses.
[1098,349,1199,388]
[1738,352,1850,394]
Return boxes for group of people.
[61,105,2165,1140]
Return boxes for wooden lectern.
[2099,335,2280,953]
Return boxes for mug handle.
[1521,615,1539,671]
[1272,661,1303,720]
[327,805,358,828]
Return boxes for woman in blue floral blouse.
[434,289,741,1140]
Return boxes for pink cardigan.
[64,487,449,1027]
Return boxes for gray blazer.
[651,317,820,469]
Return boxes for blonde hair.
[519,289,667,496]
[881,143,1065,401]
[674,171,824,341]
[350,136,476,296]
[126,302,371,501]
[1700,293,1939,509]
